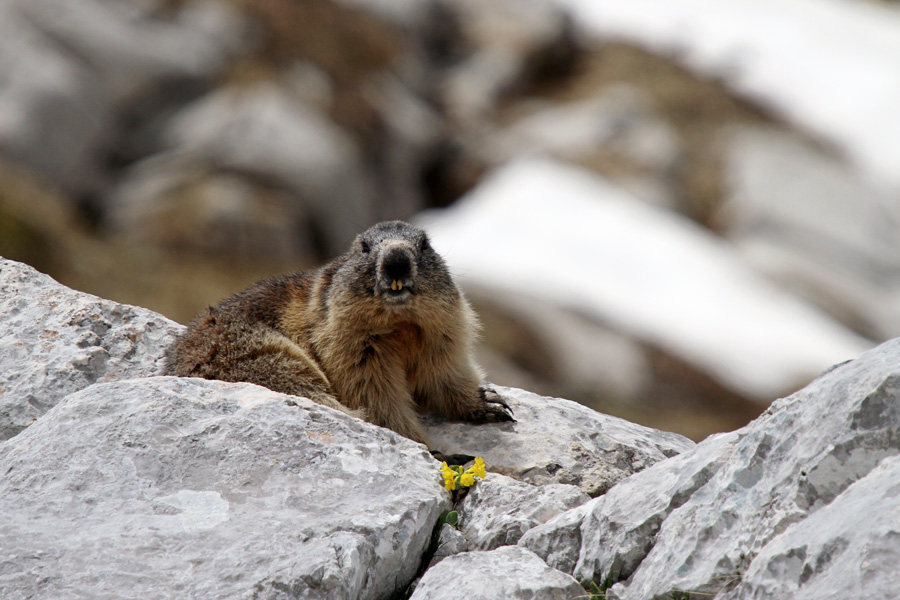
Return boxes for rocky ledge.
[1,256,898,599]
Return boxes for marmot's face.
[332,221,457,314]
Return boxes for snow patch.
[419,158,871,400]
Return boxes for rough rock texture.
[457,473,590,550]
[721,453,900,600]
[428,523,469,568]
[519,432,734,576]
[523,337,900,599]
[0,259,182,440]
[410,546,584,600]
[0,377,448,600]
[424,385,694,496]
[517,494,600,576]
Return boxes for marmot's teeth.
[391,280,403,291]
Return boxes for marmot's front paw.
[474,384,516,423]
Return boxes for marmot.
[164,220,513,445]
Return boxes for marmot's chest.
[370,321,424,360]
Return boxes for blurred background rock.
[2,0,899,440]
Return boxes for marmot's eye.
[361,240,371,253]
[419,237,430,252]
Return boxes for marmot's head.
[331,221,458,314]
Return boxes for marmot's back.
[165,220,513,444]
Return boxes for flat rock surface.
[0,377,448,600]
[0,259,183,440]
[424,385,694,496]
[523,337,900,599]
[410,546,584,600]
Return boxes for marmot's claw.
[478,385,516,422]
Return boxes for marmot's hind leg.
[228,330,368,420]
[167,314,365,421]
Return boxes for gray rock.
[523,337,900,600]
[0,0,245,195]
[436,0,577,124]
[517,496,601,575]
[521,430,736,580]
[0,258,182,440]
[410,546,584,600]
[146,82,374,254]
[106,159,319,262]
[424,386,694,496]
[16,0,245,102]
[334,0,432,29]
[0,2,111,196]
[721,453,900,600]
[428,523,469,568]
[363,73,445,222]
[457,473,589,550]
[0,376,448,599]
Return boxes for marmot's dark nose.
[383,247,412,282]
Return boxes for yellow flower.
[471,457,486,479]
[460,472,475,487]
[441,462,457,491]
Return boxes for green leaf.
[444,510,459,526]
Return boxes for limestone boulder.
[522,337,900,599]
[0,259,182,440]
[456,473,589,550]
[410,546,584,600]
[424,385,694,496]
[0,377,448,600]
[721,453,900,600]
[428,523,469,568]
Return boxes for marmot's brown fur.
[164,220,513,444]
